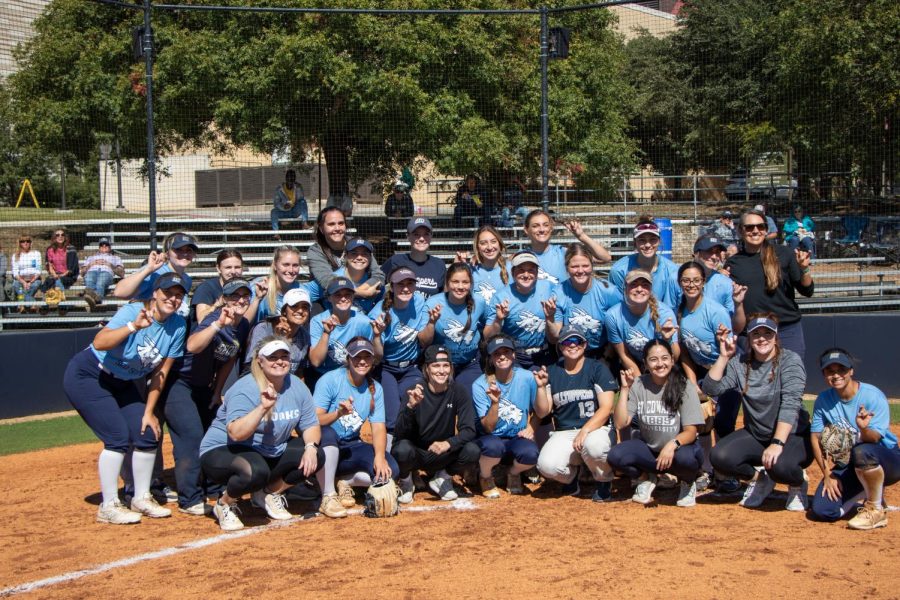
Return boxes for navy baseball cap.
[169,233,199,251]
[694,235,726,253]
[423,345,451,364]
[558,325,588,345]
[346,338,375,358]
[345,238,374,254]
[820,350,853,370]
[485,335,516,355]
[407,216,433,234]
[154,272,188,292]
[222,279,251,296]
[98,237,111,247]
[746,316,778,334]
[326,277,355,296]
[721,210,734,219]
[390,267,417,284]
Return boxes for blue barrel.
[654,218,672,260]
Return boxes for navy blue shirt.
[546,358,618,430]
[382,253,447,298]
[179,309,250,386]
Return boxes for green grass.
[0,416,97,456]
[0,207,140,222]
[803,399,900,422]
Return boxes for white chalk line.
[0,498,478,597]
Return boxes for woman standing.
[471,335,544,497]
[307,206,385,294]
[255,245,303,322]
[535,326,619,502]
[332,238,384,314]
[382,217,447,298]
[11,234,42,313]
[552,244,622,359]
[809,349,900,529]
[199,337,324,530]
[484,251,558,370]
[314,337,399,518]
[165,279,253,515]
[193,250,265,324]
[604,269,679,374]
[703,315,812,511]
[425,263,487,390]
[63,272,188,524]
[245,287,310,378]
[725,208,814,357]
[607,340,705,507]
[522,210,610,285]
[114,232,198,304]
[608,217,680,308]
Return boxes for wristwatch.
[673,439,682,449]
[770,439,785,447]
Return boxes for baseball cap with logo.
[557,325,588,345]
[624,269,653,285]
[346,338,375,358]
[222,279,251,296]
[693,235,726,253]
[345,238,374,254]
[633,221,661,239]
[154,272,188,292]
[820,350,853,370]
[169,233,199,251]
[258,339,290,358]
[282,286,311,307]
[407,216,433,234]
[98,237,112,247]
[485,335,516,355]
[423,345,452,364]
[390,267,417,284]
[746,316,778,334]
[326,277,355,296]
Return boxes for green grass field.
[0,401,897,457]
[0,207,138,223]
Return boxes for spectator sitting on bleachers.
[705,210,739,256]
[80,237,125,311]
[41,228,79,296]
[0,242,8,302]
[271,169,309,239]
[11,234,41,313]
[782,204,816,257]
[385,182,414,219]
[497,172,530,227]
[453,174,492,226]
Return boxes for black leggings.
[710,428,812,486]
[200,437,325,498]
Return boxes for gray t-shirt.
[627,375,705,452]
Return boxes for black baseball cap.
[407,216,433,234]
[98,237,111,247]
[154,272,188,292]
[423,345,451,364]
[558,325,588,345]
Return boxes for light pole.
[100,142,111,210]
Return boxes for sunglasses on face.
[560,338,585,347]
[19,240,31,244]
[743,223,767,232]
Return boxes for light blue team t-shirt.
[90,301,186,380]
[333,266,384,314]
[426,292,487,365]
[472,367,537,438]
[309,308,374,373]
[368,294,428,364]
[198,374,319,458]
[605,301,679,362]
[313,367,386,443]
[608,254,681,309]
[705,272,735,315]
[472,263,512,306]
[553,278,623,350]
[485,280,556,350]
[135,264,192,318]
[678,298,730,368]
[529,243,568,285]
[811,382,897,449]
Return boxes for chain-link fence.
[0,0,897,327]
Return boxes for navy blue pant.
[476,434,539,465]
[515,346,556,371]
[710,428,812,486]
[391,438,481,479]
[453,359,483,391]
[163,376,218,508]
[377,363,421,431]
[200,437,325,499]
[63,348,158,453]
[321,426,400,480]
[607,438,704,482]
[811,443,900,521]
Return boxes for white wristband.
[210,322,222,332]
[127,321,137,333]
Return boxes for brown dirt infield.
[3,434,900,599]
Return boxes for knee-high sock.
[698,434,713,473]
[132,449,157,498]
[345,472,373,487]
[479,456,501,478]
[98,449,126,506]
[316,446,340,495]
[856,466,885,506]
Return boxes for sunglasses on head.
[743,223,767,232]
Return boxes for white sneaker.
[97,499,141,525]
[480,476,501,499]
[785,472,809,512]
[632,475,657,505]
[213,500,244,531]
[178,502,211,516]
[676,480,697,507]
[398,475,415,504]
[131,492,172,518]
[740,470,775,508]
[251,489,293,520]
[428,470,458,501]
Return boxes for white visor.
[258,340,290,357]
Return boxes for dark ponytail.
[642,339,687,414]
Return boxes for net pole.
[540,7,549,212]
[143,0,159,251]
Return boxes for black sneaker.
[592,481,612,503]
[561,469,581,497]
[716,477,741,494]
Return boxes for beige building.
[0,0,49,80]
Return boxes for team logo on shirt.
[443,319,475,345]
[569,308,601,334]
[393,323,418,345]
[474,281,497,304]
[214,338,239,362]
[537,268,559,284]
[624,328,650,356]
[136,337,163,370]
[330,340,349,365]
[515,311,546,334]
[339,410,364,433]
[497,397,524,425]
[681,331,714,364]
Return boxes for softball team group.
[63,207,899,532]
